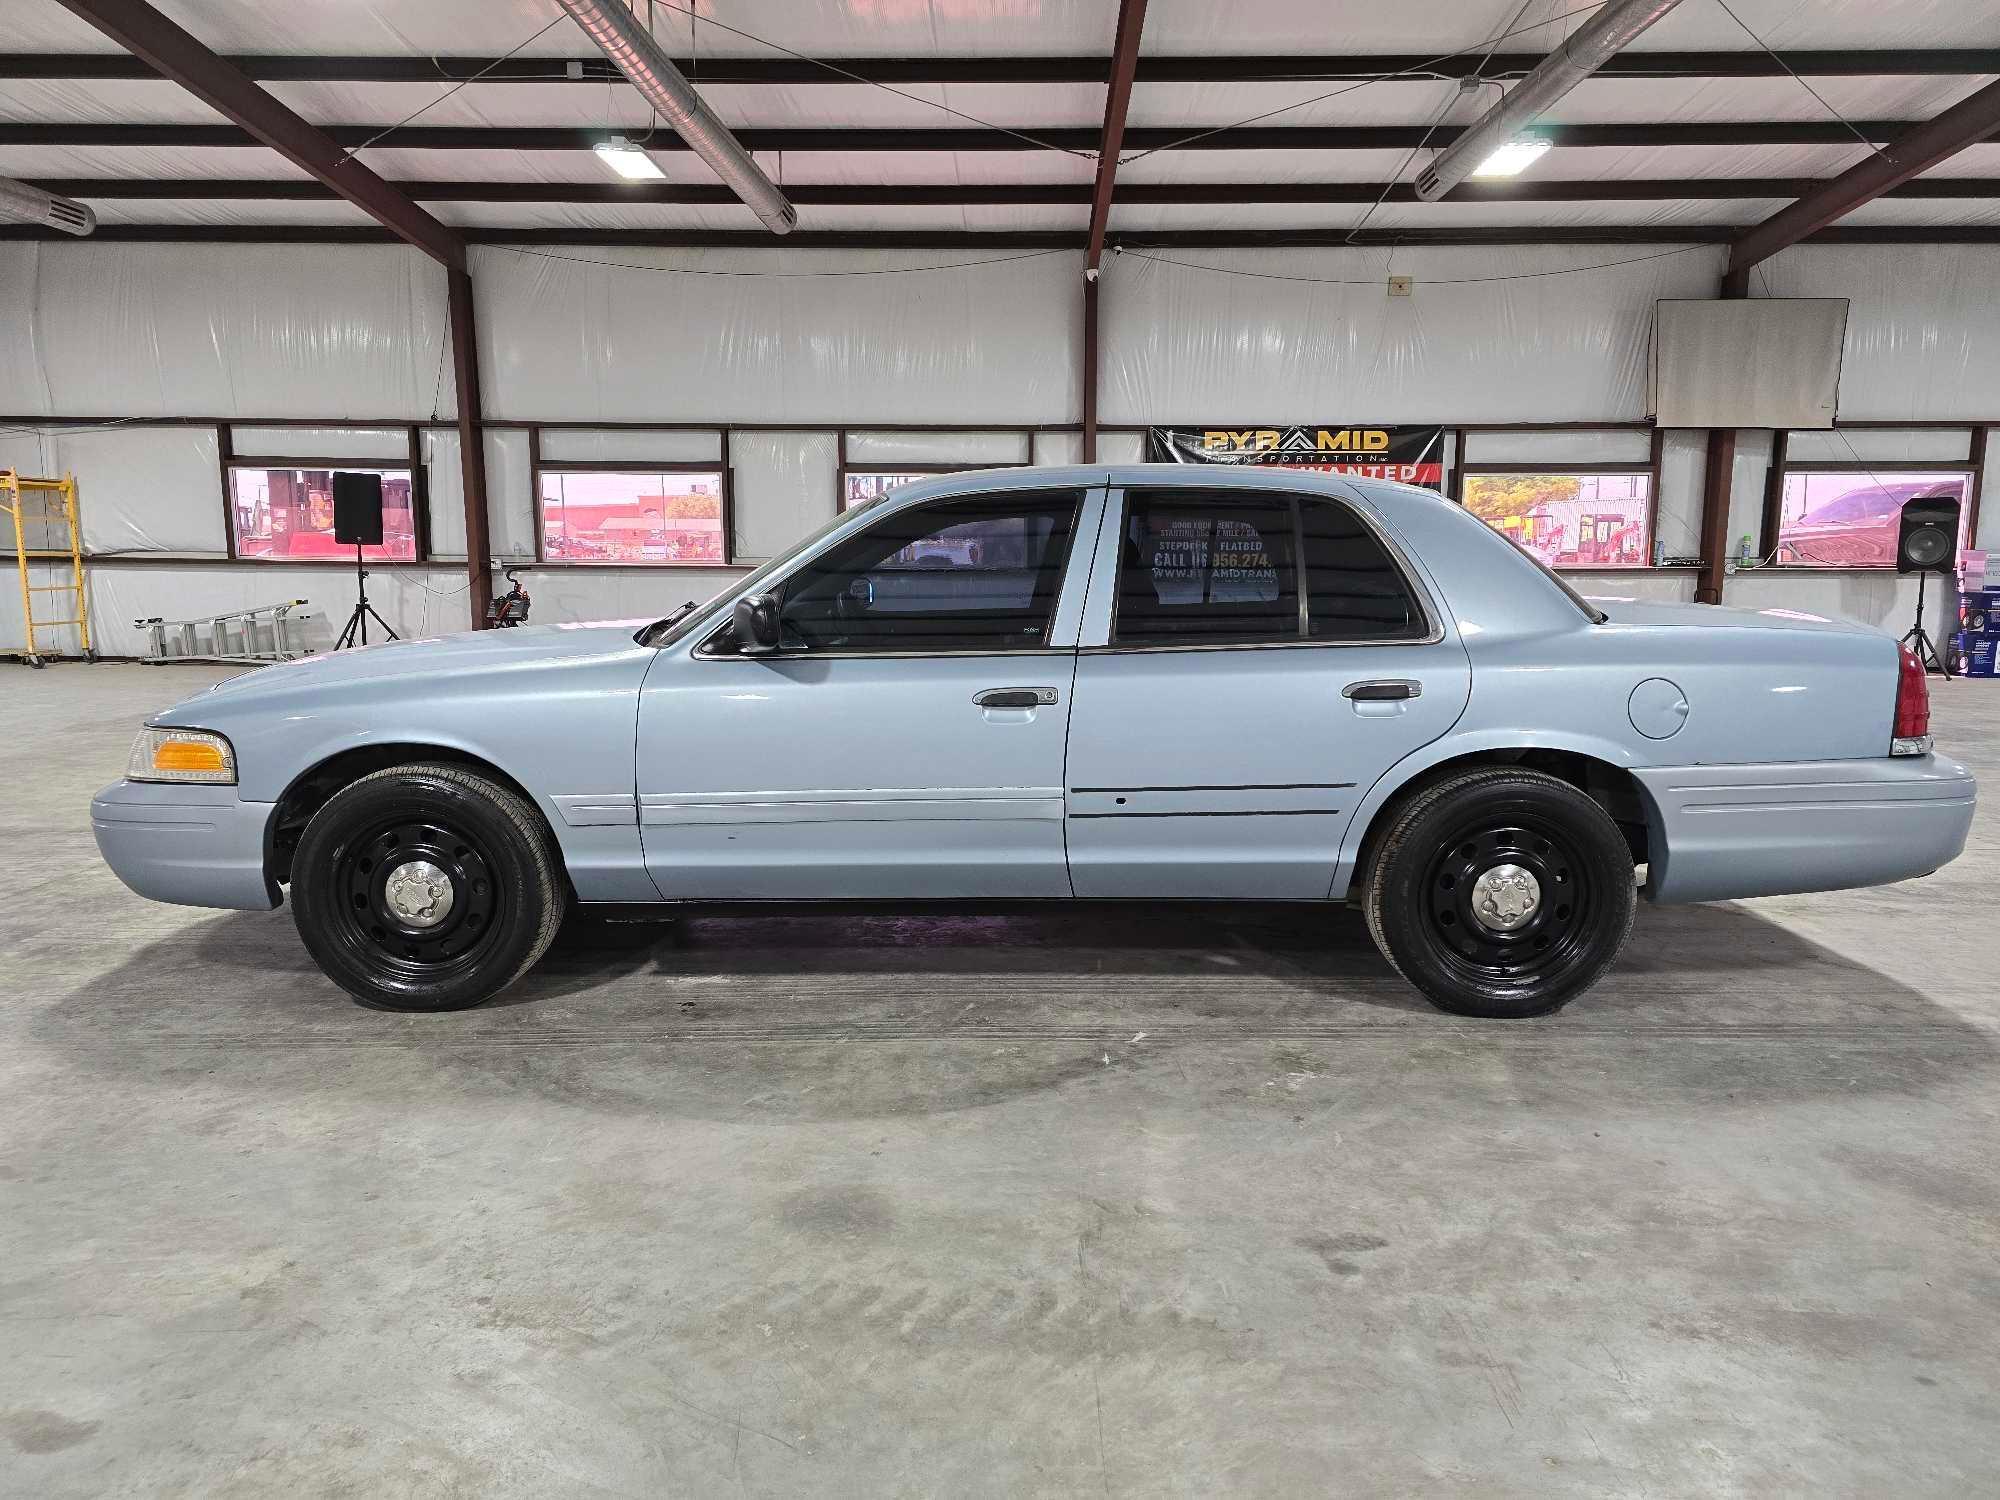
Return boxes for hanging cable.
[337,15,570,163]
[1710,0,1889,162]
[1116,2,1607,167]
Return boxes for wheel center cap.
[1470,862,1540,932]
[383,859,455,928]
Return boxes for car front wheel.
[290,763,564,1011]
[1363,767,1636,1019]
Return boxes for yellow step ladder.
[2,470,92,667]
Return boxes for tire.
[290,763,564,1011]
[1363,767,1636,1020]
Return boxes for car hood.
[191,619,658,702]
[1584,597,1885,636]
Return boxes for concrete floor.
[4,662,1998,1497]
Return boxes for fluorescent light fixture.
[593,137,666,181]
[1470,135,1552,179]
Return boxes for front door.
[1065,484,1471,899]
[637,486,1101,899]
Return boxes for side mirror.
[732,592,781,654]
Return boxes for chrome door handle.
[975,686,1059,708]
[1343,679,1421,701]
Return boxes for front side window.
[1112,491,1423,646]
[1775,470,1970,568]
[230,466,416,561]
[539,469,726,564]
[1461,471,1652,569]
[754,491,1081,653]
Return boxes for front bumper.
[91,780,280,911]
[1633,753,1976,904]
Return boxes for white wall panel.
[1757,246,2000,422]
[3,243,451,420]
[1462,430,1653,464]
[1785,428,1973,463]
[537,429,723,463]
[424,428,535,563]
[472,244,1081,424]
[229,426,410,461]
[731,430,838,562]
[1657,431,1707,560]
[78,562,475,659]
[1100,244,1726,425]
[0,424,224,555]
[1034,431,1084,466]
[845,430,1030,465]
[1097,431,1147,465]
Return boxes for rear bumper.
[91,780,280,911]
[1634,753,1976,904]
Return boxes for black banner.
[1148,424,1446,489]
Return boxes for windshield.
[640,493,887,648]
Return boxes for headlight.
[127,727,236,784]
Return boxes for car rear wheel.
[1364,767,1636,1019]
[290,763,563,1011]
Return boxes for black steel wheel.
[1364,767,1635,1019]
[291,763,563,1011]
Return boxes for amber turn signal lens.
[152,739,227,775]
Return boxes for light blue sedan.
[92,466,1976,1019]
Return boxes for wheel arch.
[1333,732,1661,902]
[265,739,561,892]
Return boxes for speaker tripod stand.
[333,542,399,650]
[1900,567,1951,680]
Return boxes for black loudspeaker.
[1896,495,1960,575]
[332,471,384,547]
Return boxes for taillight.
[1891,643,1931,755]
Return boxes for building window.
[841,470,944,511]
[537,468,728,565]
[1773,470,1970,567]
[229,466,417,561]
[1461,471,1653,569]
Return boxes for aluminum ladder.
[2,470,91,668]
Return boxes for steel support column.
[447,268,493,627]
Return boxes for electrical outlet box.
[1387,275,1413,298]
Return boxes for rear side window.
[1112,491,1424,646]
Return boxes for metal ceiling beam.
[30,176,2000,205]
[1086,0,1148,270]
[40,0,464,268]
[5,119,1986,152]
[4,49,1998,84]
[1724,75,2000,291]
[1083,0,1149,464]
[9,224,2000,248]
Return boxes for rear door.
[1064,484,1471,899]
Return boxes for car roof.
[875,462,1452,513]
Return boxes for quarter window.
[761,491,1081,653]
[1112,492,1422,646]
